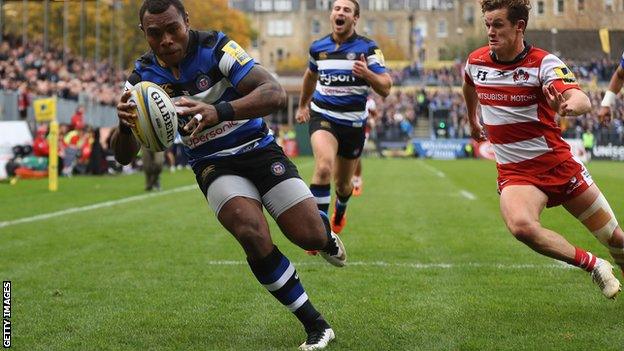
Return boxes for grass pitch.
[1,158,623,350]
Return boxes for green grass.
[1,158,624,350]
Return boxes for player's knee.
[507,219,541,243]
[315,163,333,181]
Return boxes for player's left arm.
[540,54,591,117]
[352,45,392,97]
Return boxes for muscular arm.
[110,127,140,166]
[606,65,624,96]
[298,68,319,107]
[366,72,392,98]
[463,81,479,126]
[232,65,287,118]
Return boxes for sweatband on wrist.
[215,101,235,122]
[119,123,132,135]
[601,90,617,107]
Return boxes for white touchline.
[460,190,477,200]
[0,185,197,229]
[0,161,317,230]
[421,162,446,178]
[205,260,574,270]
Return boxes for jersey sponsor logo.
[270,162,286,176]
[222,40,252,65]
[553,66,577,84]
[195,74,211,91]
[476,70,488,81]
[496,70,508,77]
[374,49,385,66]
[319,73,356,85]
[512,69,530,83]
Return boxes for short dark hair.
[334,0,360,17]
[139,0,186,24]
[480,0,530,30]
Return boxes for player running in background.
[464,0,624,299]
[111,1,345,349]
[295,0,392,233]
[598,50,624,122]
[351,94,378,196]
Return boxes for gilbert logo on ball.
[130,81,178,152]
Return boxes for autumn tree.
[3,0,253,71]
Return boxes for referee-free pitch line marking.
[0,161,317,229]
[460,190,477,200]
[0,185,197,229]
[420,162,446,178]
[205,260,574,270]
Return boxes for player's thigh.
[499,185,548,229]
[562,183,601,217]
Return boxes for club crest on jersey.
[346,52,356,60]
[195,74,211,91]
[553,66,577,84]
[512,69,530,83]
[270,162,285,176]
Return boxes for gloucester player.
[464,0,623,298]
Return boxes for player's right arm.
[111,78,141,165]
[598,64,624,122]
[295,68,319,123]
[462,79,486,142]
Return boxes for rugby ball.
[129,81,178,152]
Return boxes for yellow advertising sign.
[33,97,57,122]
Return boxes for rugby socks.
[333,191,352,222]
[248,246,321,329]
[310,184,331,215]
[573,247,597,272]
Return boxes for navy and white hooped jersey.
[620,50,624,69]
[308,32,386,127]
[125,30,273,169]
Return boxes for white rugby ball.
[129,81,178,152]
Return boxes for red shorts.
[497,157,594,208]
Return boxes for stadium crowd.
[0,37,124,106]
[2,36,624,180]
[390,57,622,87]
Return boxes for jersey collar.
[330,31,358,44]
[490,41,532,65]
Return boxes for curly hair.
[480,0,531,28]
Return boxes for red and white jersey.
[464,45,580,175]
